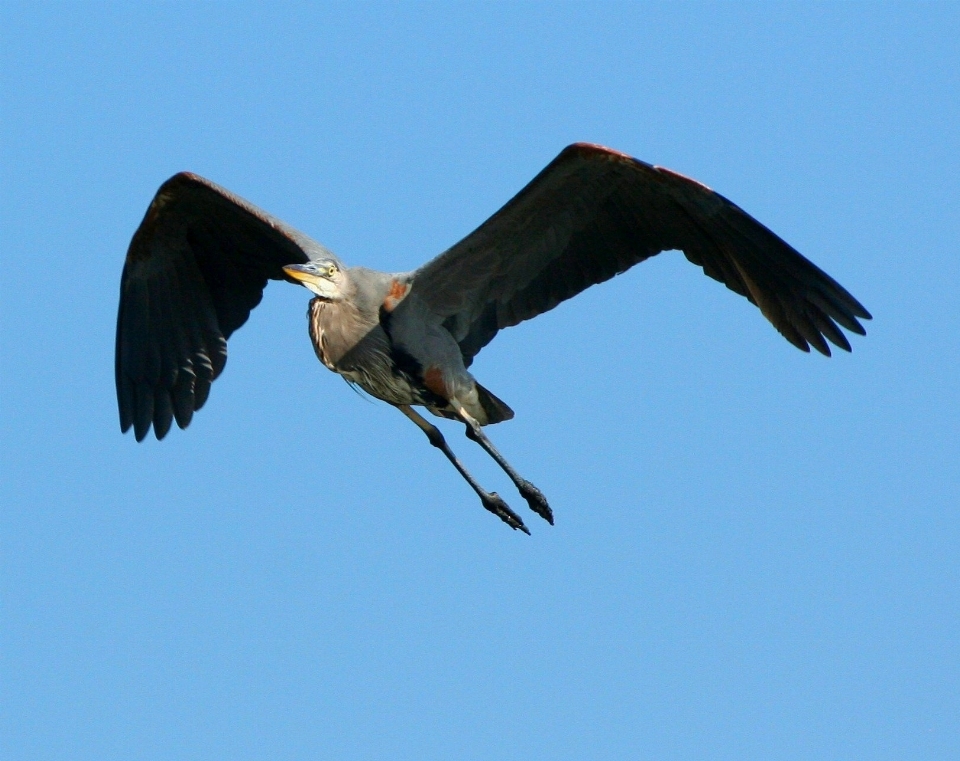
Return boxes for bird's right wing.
[116,172,327,441]
[411,143,870,366]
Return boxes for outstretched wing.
[116,172,328,441]
[411,143,871,366]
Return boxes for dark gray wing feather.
[116,172,325,440]
[412,143,871,366]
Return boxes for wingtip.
[848,318,868,336]
[153,417,172,441]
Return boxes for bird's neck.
[308,297,372,369]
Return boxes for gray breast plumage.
[307,297,433,408]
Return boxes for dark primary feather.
[412,143,871,366]
[115,172,324,440]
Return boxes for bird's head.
[282,257,347,301]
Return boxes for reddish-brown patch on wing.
[382,278,410,312]
[566,142,634,161]
[654,165,714,193]
[423,366,450,399]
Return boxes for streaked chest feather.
[307,299,338,371]
[307,297,430,406]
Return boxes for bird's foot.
[518,481,554,525]
[481,492,530,535]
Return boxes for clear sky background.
[2,4,958,760]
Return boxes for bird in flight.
[116,143,870,533]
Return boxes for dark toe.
[519,482,554,525]
[481,492,530,534]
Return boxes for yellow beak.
[282,264,318,284]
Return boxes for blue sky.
[2,4,958,759]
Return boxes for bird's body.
[300,266,510,425]
[116,143,871,533]
[305,268,406,401]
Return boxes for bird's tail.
[476,383,514,425]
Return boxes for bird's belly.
[337,362,431,408]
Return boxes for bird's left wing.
[410,143,870,366]
[116,172,324,441]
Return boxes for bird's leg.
[397,405,529,534]
[457,408,554,525]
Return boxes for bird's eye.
[327,265,337,277]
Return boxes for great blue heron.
[116,143,870,533]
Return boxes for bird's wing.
[116,172,325,441]
[411,143,871,366]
